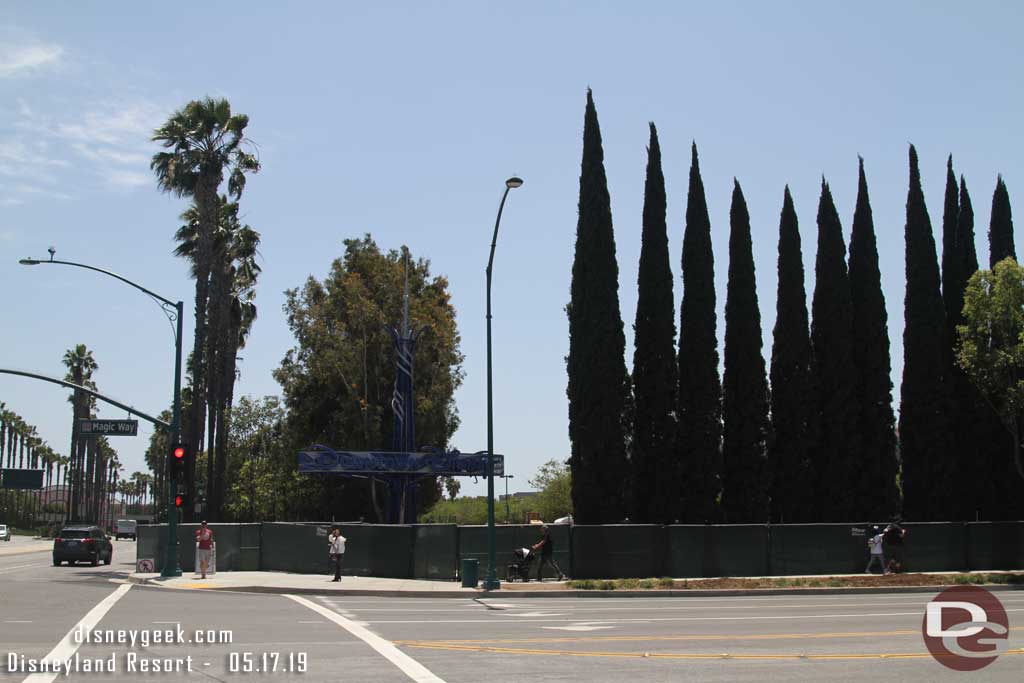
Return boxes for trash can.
[460,558,479,588]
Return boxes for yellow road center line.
[396,643,1024,661]
[396,626,1022,646]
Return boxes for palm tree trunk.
[184,179,222,521]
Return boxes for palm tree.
[63,344,98,522]
[174,198,261,519]
[152,98,260,519]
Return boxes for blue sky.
[1,2,1021,498]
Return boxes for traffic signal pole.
[162,301,184,578]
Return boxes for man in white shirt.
[865,526,886,574]
[328,527,346,582]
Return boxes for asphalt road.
[0,544,1021,682]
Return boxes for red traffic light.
[174,494,184,508]
[173,446,185,459]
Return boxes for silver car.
[0,524,10,541]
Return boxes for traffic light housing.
[169,443,190,484]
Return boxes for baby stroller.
[507,547,537,582]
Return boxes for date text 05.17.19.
[228,652,308,674]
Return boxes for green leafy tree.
[811,179,860,521]
[676,143,722,523]
[770,188,816,522]
[441,477,461,501]
[848,159,899,519]
[721,180,769,522]
[900,145,956,521]
[566,89,630,524]
[988,176,1015,268]
[957,258,1024,489]
[528,459,573,523]
[223,396,297,522]
[275,236,462,521]
[631,123,678,523]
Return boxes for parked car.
[115,519,138,541]
[0,524,10,541]
[53,525,113,566]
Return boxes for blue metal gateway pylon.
[297,251,503,523]
[384,256,425,522]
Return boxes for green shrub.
[598,580,616,591]
[657,577,675,588]
[638,579,655,589]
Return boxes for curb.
[125,575,1024,599]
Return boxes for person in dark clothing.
[883,523,906,574]
[532,525,565,581]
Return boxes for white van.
[115,519,137,541]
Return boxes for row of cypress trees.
[566,90,1022,524]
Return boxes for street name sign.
[79,419,139,437]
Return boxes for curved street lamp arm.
[24,258,176,308]
[0,368,171,430]
[486,186,512,279]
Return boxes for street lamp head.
[505,177,523,189]
[18,258,41,266]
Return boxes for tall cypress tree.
[770,187,816,523]
[945,166,986,520]
[941,156,961,340]
[899,145,955,521]
[810,179,860,521]
[954,177,1001,520]
[566,89,630,524]
[848,159,899,520]
[631,123,678,523]
[721,180,770,522]
[989,176,1015,268]
[958,177,979,281]
[677,143,721,523]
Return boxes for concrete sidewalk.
[125,569,1024,598]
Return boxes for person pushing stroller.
[532,525,565,581]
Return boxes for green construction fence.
[136,520,1024,579]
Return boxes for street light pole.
[484,176,523,591]
[19,252,184,577]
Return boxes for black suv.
[53,525,113,566]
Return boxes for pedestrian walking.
[195,521,214,579]
[328,527,346,582]
[865,526,886,574]
[532,525,565,581]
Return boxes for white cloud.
[105,170,150,189]
[0,43,63,78]
[4,97,165,198]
